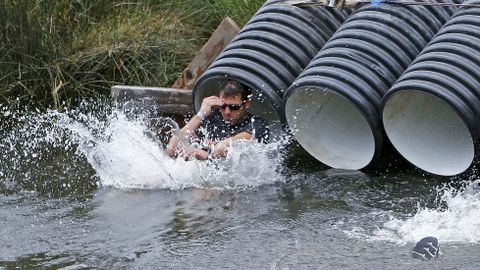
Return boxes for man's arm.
[211,131,253,158]
[165,117,202,157]
[166,96,223,158]
[185,147,209,160]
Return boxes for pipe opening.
[383,90,474,176]
[194,78,283,139]
[285,87,375,170]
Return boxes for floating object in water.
[412,236,440,260]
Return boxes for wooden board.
[111,85,193,115]
[171,17,240,89]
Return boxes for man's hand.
[211,138,231,158]
[211,132,254,158]
[199,96,224,117]
[166,96,220,158]
[186,147,209,160]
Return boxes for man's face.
[219,92,250,125]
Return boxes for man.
[166,80,269,160]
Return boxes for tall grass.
[0,0,264,108]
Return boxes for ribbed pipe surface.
[382,2,480,176]
[193,0,350,135]
[283,1,456,170]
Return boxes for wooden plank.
[111,85,193,115]
[171,17,240,89]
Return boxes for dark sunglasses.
[220,100,246,111]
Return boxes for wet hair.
[219,80,251,101]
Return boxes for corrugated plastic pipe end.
[194,77,284,137]
[285,87,376,170]
[383,90,474,176]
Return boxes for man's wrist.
[196,110,206,121]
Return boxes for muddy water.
[1,102,479,269]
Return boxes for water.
[1,101,480,269]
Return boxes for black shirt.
[197,109,269,143]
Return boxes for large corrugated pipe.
[193,0,350,135]
[382,2,480,176]
[283,1,456,170]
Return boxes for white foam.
[372,180,480,244]
[59,104,287,190]
[1,101,287,190]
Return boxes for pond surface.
[1,102,479,269]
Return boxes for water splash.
[372,180,480,244]
[0,100,287,193]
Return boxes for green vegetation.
[0,0,264,108]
